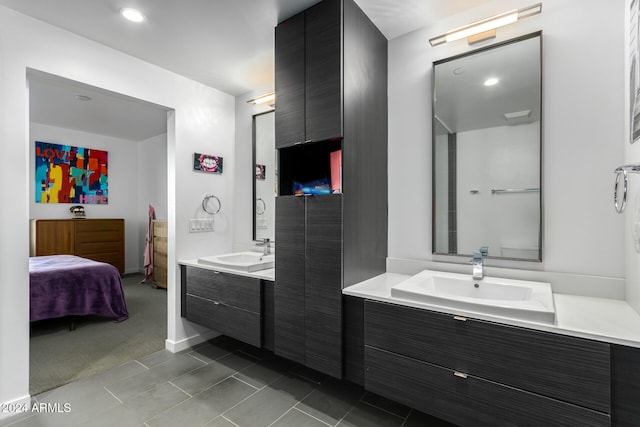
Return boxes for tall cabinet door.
[274,196,306,363]
[275,12,305,148]
[305,0,342,143]
[305,194,343,377]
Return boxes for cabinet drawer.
[74,219,123,233]
[365,301,610,413]
[75,240,122,255]
[186,295,261,347]
[153,221,167,238]
[365,346,610,427]
[185,266,261,313]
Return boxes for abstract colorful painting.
[193,153,223,174]
[35,141,109,204]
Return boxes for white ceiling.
[2,0,494,140]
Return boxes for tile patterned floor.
[1,336,455,427]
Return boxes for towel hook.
[256,198,266,215]
[202,194,221,215]
[614,169,628,214]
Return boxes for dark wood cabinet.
[274,0,387,379]
[364,300,612,426]
[274,196,306,364]
[275,0,342,149]
[181,266,263,347]
[274,11,305,148]
[612,344,640,426]
[274,194,343,377]
[30,218,125,274]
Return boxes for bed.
[29,255,129,323]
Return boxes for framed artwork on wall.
[35,141,108,204]
[194,152,223,174]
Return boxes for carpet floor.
[29,273,167,396]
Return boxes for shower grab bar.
[491,188,540,195]
[613,163,640,213]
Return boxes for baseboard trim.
[165,330,220,353]
[0,394,31,421]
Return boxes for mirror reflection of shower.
[253,110,276,241]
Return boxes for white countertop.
[343,272,640,348]
[179,258,275,281]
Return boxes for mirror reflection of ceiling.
[434,37,541,133]
[0,0,493,95]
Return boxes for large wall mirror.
[432,32,542,261]
[253,110,276,241]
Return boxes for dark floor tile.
[287,364,328,385]
[214,351,258,373]
[337,402,405,427]
[78,382,188,427]
[189,336,245,363]
[204,415,238,427]
[233,356,290,389]
[138,350,179,369]
[171,360,235,396]
[271,408,329,427]
[296,378,365,425]
[148,377,257,427]
[106,353,204,401]
[223,374,316,427]
[403,409,456,427]
[360,392,411,418]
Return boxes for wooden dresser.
[30,218,125,274]
[152,220,168,289]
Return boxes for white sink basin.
[390,270,555,324]
[197,251,274,272]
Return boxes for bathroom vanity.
[179,261,274,349]
[343,272,640,427]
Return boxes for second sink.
[197,251,274,272]
[390,270,555,324]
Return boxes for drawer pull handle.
[453,315,467,322]
[454,371,468,379]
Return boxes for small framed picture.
[194,153,223,174]
[256,164,266,180]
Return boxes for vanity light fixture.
[429,3,542,47]
[247,92,275,107]
[120,7,146,23]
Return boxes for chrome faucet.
[470,247,488,280]
[256,238,271,255]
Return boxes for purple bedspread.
[29,255,129,322]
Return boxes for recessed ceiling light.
[75,95,92,101]
[484,77,499,86]
[120,7,146,23]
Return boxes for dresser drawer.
[75,240,122,255]
[186,294,261,347]
[365,300,610,413]
[185,266,261,313]
[74,219,124,233]
[365,346,610,427]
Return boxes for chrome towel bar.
[491,188,540,195]
[613,164,640,213]
[202,194,221,215]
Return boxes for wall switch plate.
[189,218,214,233]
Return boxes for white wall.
[137,133,168,269]
[388,0,625,278]
[0,6,235,410]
